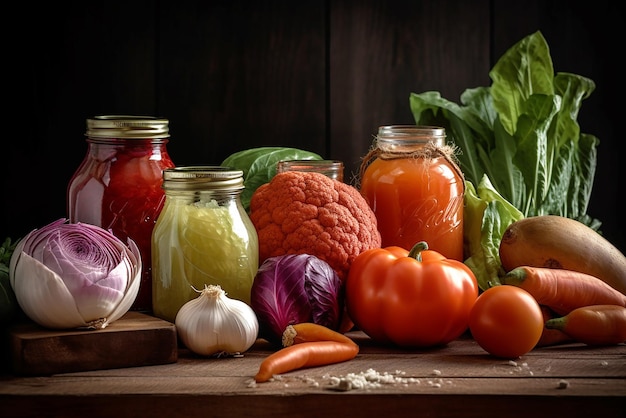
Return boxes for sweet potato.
[499,215,626,296]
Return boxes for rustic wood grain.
[2,0,624,254]
[7,312,177,375]
[329,0,492,180]
[1,332,624,418]
[157,1,328,167]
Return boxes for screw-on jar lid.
[86,115,170,139]
[162,166,245,191]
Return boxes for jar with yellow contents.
[151,166,259,323]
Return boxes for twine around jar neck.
[358,140,465,192]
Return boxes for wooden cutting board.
[7,311,177,376]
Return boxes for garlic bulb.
[175,284,259,356]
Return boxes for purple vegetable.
[250,253,344,345]
[9,218,141,330]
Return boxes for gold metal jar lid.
[162,166,245,191]
[86,115,170,139]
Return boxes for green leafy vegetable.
[222,147,323,211]
[0,237,19,325]
[464,177,524,290]
[410,31,600,290]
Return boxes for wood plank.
[3,0,160,242]
[3,332,625,387]
[157,1,328,167]
[1,392,624,418]
[329,0,492,180]
[7,312,177,376]
[1,333,624,418]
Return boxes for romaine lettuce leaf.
[410,30,600,290]
[464,176,524,290]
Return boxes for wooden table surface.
[1,329,625,418]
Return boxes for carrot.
[545,305,626,346]
[254,340,360,383]
[282,323,356,347]
[536,305,574,347]
[499,215,626,296]
[501,266,626,315]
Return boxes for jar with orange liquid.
[359,125,465,261]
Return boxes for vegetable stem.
[408,241,429,261]
[282,323,356,347]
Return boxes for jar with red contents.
[67,115,176,312]
[359,125,465,261]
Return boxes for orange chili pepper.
[254,340,359,383]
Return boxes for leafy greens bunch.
[410,31,600,290]
[0,237,19,325]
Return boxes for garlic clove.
[12,252,88,329]
[222,301,259,350]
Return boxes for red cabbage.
[250,253,343,346]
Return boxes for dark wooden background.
[3,0,624,254]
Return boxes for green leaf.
[544,140,575,217]
[0,237,17,266]
[513,94,560,215]
[0,237,19,325]
[409,91,493,187]
[489,31,554,135]
[572,133,599,218]
[489,118,524,208]
[552,72,595,149]
[463,176,524,291]
[460,86,497,131]
[222,147,323,211]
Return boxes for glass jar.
[359,125,464,261]
[151,166,259,323]
[67,115,175,312]
[277,159,344,181]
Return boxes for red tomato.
[469,285,543,358]
[345,242,478,347]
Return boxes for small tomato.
[345,241,478,347]
[469,285,543,358]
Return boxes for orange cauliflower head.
[249,171,381,280]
